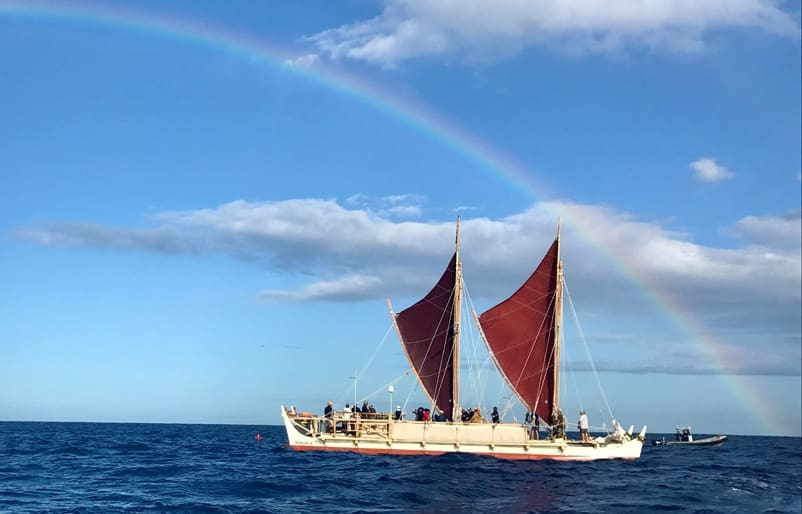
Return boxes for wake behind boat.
[281,221,647,460]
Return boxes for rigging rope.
[563,279,615,421]
[337,323,395,408]
[357,323,394,379]
[463,280,521,421]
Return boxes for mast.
[452,217,462,422]
[552,219,563,411]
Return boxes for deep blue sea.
[1,422,799,513]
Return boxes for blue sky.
[1,0,800,436]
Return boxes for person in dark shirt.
[361,400,370,413]
[491,406,500,424]
[323,401,334,433]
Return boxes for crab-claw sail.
[477,238,561,422]
[283,226,646,461]
[391,253,459,421]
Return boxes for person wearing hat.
[394,405,402,420]
[578,409,590,442]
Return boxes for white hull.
[281,407,645,461]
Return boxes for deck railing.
[287,410,394,439]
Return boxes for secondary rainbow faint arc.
[1,0,779,433]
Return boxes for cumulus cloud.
[17,198,801,298]
[306,0,801,66]
[15,196,801,375]
[689,157,735,182]
[551,202,801,328]
[18,198,801,301]
[726,209,802,248]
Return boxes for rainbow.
[1,0,781,433]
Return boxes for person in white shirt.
[578,410,590,442]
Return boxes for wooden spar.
[452,217,462,422]
[552,219,563,411]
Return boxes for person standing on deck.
[579,410,590,442]
[342,404,352,433]
[558,409,566,438]
[323,401,334,433]
[551,407,566,438]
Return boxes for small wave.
[0,424,798,513]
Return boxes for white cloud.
[727,209,802,248]
[16,197,801,375]
[260,274,382,301]
[345,193,425,218]
[306,0,801,66]
[689,157,735,182]
[384,204,422,217]
[18,199,801,301]
[283,52,319,68]
[550,201,800,302]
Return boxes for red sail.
[478,240,559,422]
[394,254,457,421]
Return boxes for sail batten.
[478,239,560,422]
[393,253,458,421]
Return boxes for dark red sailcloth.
[394,254,457,421]
[478,239,559,422]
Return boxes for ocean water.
[0,422,799,513]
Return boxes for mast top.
[557,217,561,242]
[455,216,461,251]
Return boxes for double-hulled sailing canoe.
[281,222,646,460]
